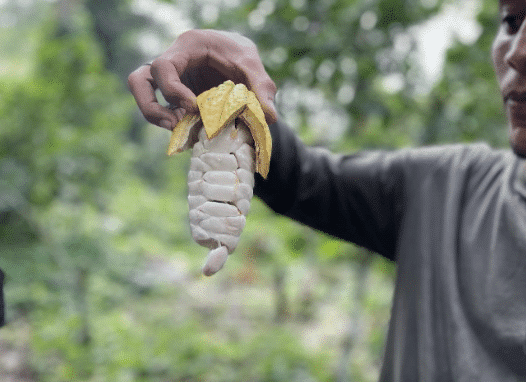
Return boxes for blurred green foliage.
[0,0,507,380]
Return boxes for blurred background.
[0,0,505,380]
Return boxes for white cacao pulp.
[167,80,271,276]
[187,119,255,275]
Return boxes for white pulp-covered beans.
[235,144,256,172]
[200,153,238,171]
[201,182,236,202]
[198,201,240,217]
[236,168,255,188]
[188,119,257,276]
[203,171,237,185]
[167,81,272,277]
[188,195,207,209]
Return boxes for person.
[127,2,526,379]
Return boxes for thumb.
[252,80,278,125]
[260,97,278,126]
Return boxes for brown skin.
[493,0,526,157]
[127,30,277,131]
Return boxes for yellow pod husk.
[167,80,272,179]
[166,114,202,155]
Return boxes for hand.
[127,29,278,130]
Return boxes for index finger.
[246,71,278,125]
[127,64,178,130]
[150,56,199,113]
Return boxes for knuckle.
[177,29,207,50]
[127,69,140,89]
[265,78,277,94]
[180,29,200,40]
[150,57,167,71]
[127,65,153,91]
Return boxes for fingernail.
[160,119,173,130]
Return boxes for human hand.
[127,29,278,130]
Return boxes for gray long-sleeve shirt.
[254,120,526,381]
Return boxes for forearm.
[254,119,403,260]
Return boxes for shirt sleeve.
[254,119,407,261]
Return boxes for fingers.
[250,76,278,125]
[127,64,178,130]
[128,30,278,129]
[150,57,199,113]
[203,31,278,125]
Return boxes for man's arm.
[127,30,406,261]
[255,120,407,261]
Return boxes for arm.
[255,120,406,261]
